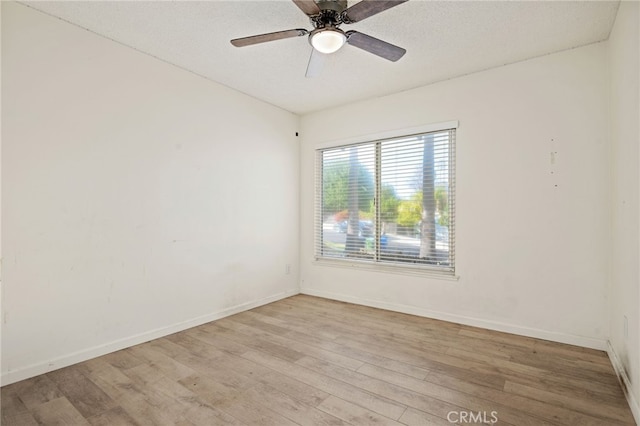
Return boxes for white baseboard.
[607,342,640,425]
[1,289,298,386]
[300,288,608,351]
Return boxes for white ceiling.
[24,1,619,115]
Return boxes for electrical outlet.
[624,315,628,339]
[285,264,291,275]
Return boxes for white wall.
[1,2,300,385]
[300,43,610,349]
[609,1,640,420]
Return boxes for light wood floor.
[1,295,635,425]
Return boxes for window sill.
[312,257,460,281]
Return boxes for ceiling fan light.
[311,29,346,54]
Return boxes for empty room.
[2,0,639,425]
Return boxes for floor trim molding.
[1,289,298,387]
[607,341,640,425]
[300,288,608,351]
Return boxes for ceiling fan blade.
[346,31,406,62]
[343,0,408,23]
[293,0,321,16]
[306,48,326,78]
[231,29,308,47]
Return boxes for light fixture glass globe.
[311,29,346,54]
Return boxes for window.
[315,127,456,274]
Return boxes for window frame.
[314,121,459,279]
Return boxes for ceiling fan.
[230,0,408,77]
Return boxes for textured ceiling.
[24,1,619,115]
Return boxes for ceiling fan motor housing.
[315,0,348,14]
[311,0,348,29]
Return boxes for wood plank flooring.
[1,295,635,425]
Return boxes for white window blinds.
[315,128,456,274]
